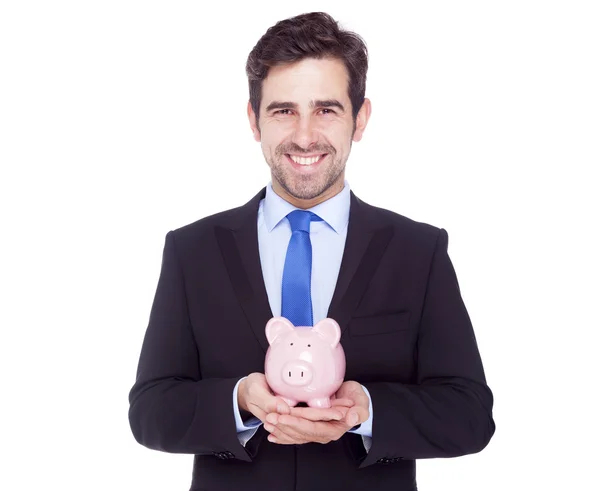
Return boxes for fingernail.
[277,404,286,413]
[349,412,358,425]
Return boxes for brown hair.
[246,12,368,129]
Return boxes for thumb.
[257,375,291,415]
[345,406,368,427]
[267,396,291,415]
[346,410,359,427]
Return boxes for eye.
[320,108,336,115]
[307,344,311,347]
[290,342,294,346]
[274,109,292,115]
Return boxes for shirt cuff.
[233,377,262,432]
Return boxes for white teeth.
[290,155,322,165]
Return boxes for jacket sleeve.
[359,228,495,468]
[128,231,262,462]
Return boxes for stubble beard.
[268,146,347,201]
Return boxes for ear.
[312,318,341,348]
[247,100,261,142]
[352,97,372,142]
[265,316,295,345]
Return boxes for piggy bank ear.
[265,317,295,345]
[313,318,341,348]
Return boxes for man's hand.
[263,381,370,445]
[237,373,345,423]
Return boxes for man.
[128,11,495,491]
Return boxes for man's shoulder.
[168,202,247,243]
[170,187,264,240]
[358,197,441,243]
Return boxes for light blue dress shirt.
[233,181,373,452]
[231,179,373,452]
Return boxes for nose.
[291,116,319,150]
[281,361,313,387]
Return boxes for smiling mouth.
[285,154,328,166]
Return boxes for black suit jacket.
[128,187,495,491]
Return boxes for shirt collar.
[263,179,351,234]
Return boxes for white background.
[1,1,599,490]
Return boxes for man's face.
[248,57,370,208]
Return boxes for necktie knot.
[286,209,323,233]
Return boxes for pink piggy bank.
[264,316,346,408]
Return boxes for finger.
[250,393,289,421]
[247,402,267,422]
[337,382,369,404]
[266,412,291,426]
[277,415,344,444]
[274,398,292,415]
[265,422,306,444]
[344,406,370,428]
[262,396,291,415]
[267,433,298,445]
[275,422,312,443]
[288,406,345,422]
[331,398,354,407]
[249,398,289,422]
[327,405,351,419]
[264,413,306,443]
[244,379,277,421]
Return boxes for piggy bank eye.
[290,343,293,346]
[308,344,311,347]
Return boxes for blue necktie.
[281,210,323,327]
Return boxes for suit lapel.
[215,188,273,352]
[215,187,394,353]
[326,192,394,337]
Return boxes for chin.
[285,181,328,201]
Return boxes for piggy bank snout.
[281,361,313,387]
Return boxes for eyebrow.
[265,99,345,113]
